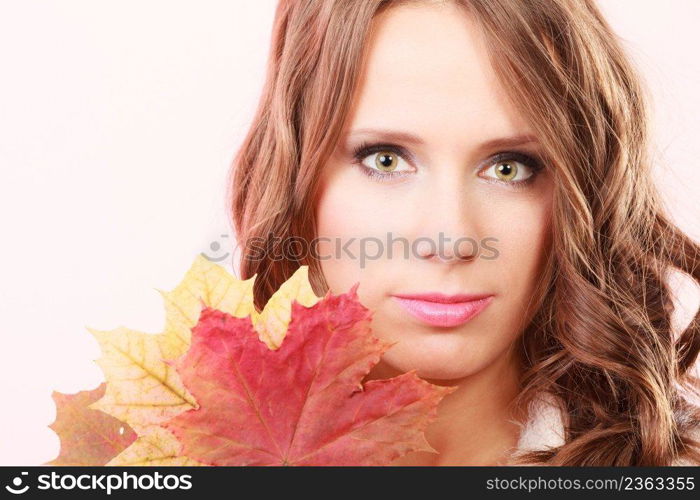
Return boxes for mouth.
[390,292,494,328]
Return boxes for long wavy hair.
[227,0,700,465]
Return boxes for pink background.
[0,0,697,465]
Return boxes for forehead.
[346,2,534,149]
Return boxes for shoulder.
[512,391,566,454]
[673,382,700,465]
[506,391,564,465]
[672,426,700,466]
[514,387,700,465]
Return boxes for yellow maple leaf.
[88,255,320,465]
[251,265,320,349]
[106,427,200,466]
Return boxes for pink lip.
[391,292,494,328]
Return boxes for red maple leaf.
[46,383,138,465]
[163,285,453,465]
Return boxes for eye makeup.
[349,140,545,188]
[350,141,414,182]
[478,151,545,190]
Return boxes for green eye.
[481,159,536,183]
[495,161,518,181]
[375,151,399,172]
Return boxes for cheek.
[316,174,374,236]
[479,192,552,319]
[315,169,415,312]
[314,171,385,305]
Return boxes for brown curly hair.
[228,0,700,465]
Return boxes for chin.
[377,341,493,382]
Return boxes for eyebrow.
[346,127,540,152]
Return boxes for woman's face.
[315,2,553,380]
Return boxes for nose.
[413,169,480,263]
[414,234,478,262]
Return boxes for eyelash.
[350,141,545,189]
